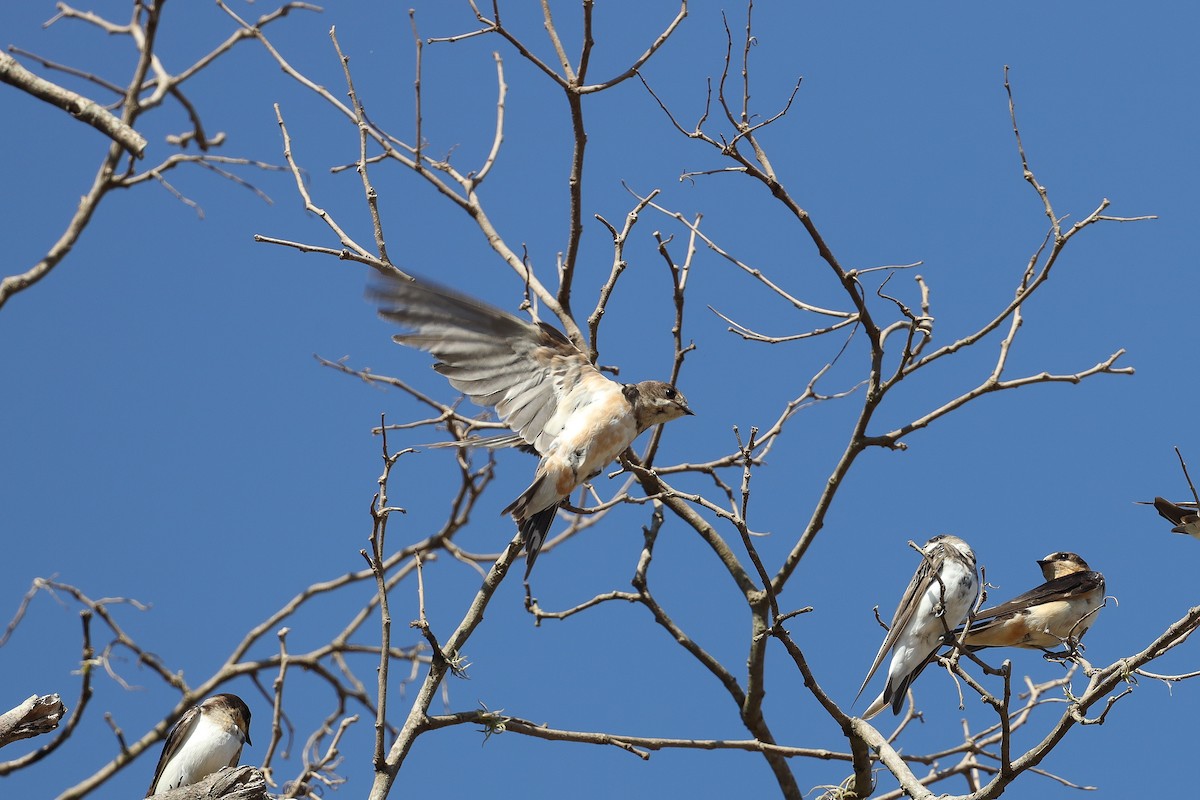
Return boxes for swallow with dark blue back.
[959,551,1104,651]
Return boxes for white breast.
[152,714,243,794]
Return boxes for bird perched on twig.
[959,551,1104,652]
[857,535,979,720]
[369,272,694,578]
[146,693,252,797]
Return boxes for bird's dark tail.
[888,650,940,716]
[520,505,560,579]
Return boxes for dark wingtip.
[1153,496,1185,525]
[520,505,560,579]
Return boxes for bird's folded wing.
[1153,497,1200,526]
[857,555,934,701]
[147,706,200,796]
[968,572,1103,626]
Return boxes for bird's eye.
[664,386,676,399]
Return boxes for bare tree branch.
[0,695,65,749]
[0,51,145,156]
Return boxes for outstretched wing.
[369,274,606,455]
[424,433,537,454]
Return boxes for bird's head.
[628,381,694,431]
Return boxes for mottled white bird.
[857,535,979,720]
[369,273,694,577]
[960,551,1104,651]
[146,693,252,797]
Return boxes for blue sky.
[2,2,1198,798]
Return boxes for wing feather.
[1154,497,1200,526]
[146,706,201,797]
[969,572,1103,627]
[857,554,935,701]
[370,274,604,453]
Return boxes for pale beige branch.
[588,189,661,361]
[149,766,267,800]
[271,103,377,264]
[880,349,1133,444]
[578,3,689,93]
[331,26,392,266]
[0,51,145,155]
[644,195,855,320]
[0,695,64,749]
[710,306,858,343]
[426,710,859,760]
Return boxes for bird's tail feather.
[520,505,559,579]
[861,691,887,720]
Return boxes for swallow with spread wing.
[857,535,979,720]
[146,694,252,797]
[960,551,1104,651]
[1147,497,1200,538]
[369,273,694,578]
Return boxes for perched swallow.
[1147,497,1200,538]
[857,535,979,720]
[960,551,1104,651]
[146,693,252,797]
[369,273,694,577]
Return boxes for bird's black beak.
[682,404,695,416]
